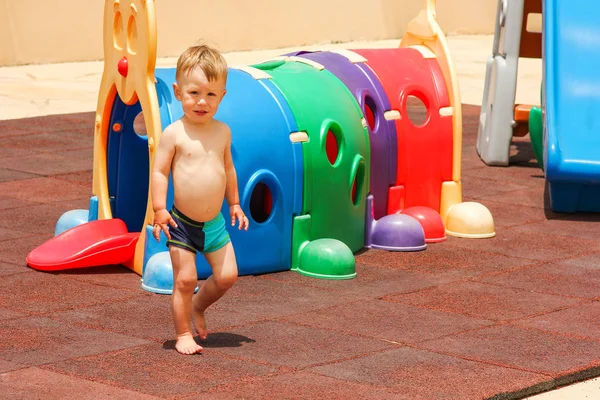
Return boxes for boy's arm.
[151,125,178,239]
[151,125,176,212]
[223,126,240,207]
[223,126,249,230]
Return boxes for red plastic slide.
[26,219,139,271]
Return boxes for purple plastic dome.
[370,213,426,251]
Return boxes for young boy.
[151,44,249,355]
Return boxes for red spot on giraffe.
[118,57,128,77]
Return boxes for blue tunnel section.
[143,67,303,285]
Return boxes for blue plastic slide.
[543,0,600,212]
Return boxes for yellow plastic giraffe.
[401,0,495,238]
[92,0,162,274]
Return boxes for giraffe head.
[93,0,162,274]
[103,0,156,104]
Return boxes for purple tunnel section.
[286,50,397,220]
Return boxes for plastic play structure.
[477,0,600,212]
[541,0,600,212]
[477,0,542,167]
[27,0,495,294]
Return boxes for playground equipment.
[528,92,543,169]
[541,0,600,212]
[26,0,495,294]
[477,0,600,212]
[477,0,542,166]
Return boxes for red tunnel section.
[354,48,453,213]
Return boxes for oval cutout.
[249,182,272,223]
[326,129,339,165]
[406,95,428,127]
[364,96,376,131]
[350,161,365,206]
[113,12,124,50]
[133,111,147,137]
[127,16,138,54]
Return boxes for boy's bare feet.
[192,307,208,340]
[175,332,202,355]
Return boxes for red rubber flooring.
[1,105,599,399]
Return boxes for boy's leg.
[170,246,203,355]
[192,242,238,340]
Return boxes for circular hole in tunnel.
[249,182,272,223]
[406,95,428,127]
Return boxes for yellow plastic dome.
[445,202,496,239]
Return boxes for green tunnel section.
[252,58,370,278]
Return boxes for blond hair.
[176,44,228,82]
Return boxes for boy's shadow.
[163,332,255,351]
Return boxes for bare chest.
[176,136,225,162]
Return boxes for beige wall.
[0,0,497,66]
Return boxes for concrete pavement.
[0,35,543,120]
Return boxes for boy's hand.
[230,204,249,231]
[153,209,178,241]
